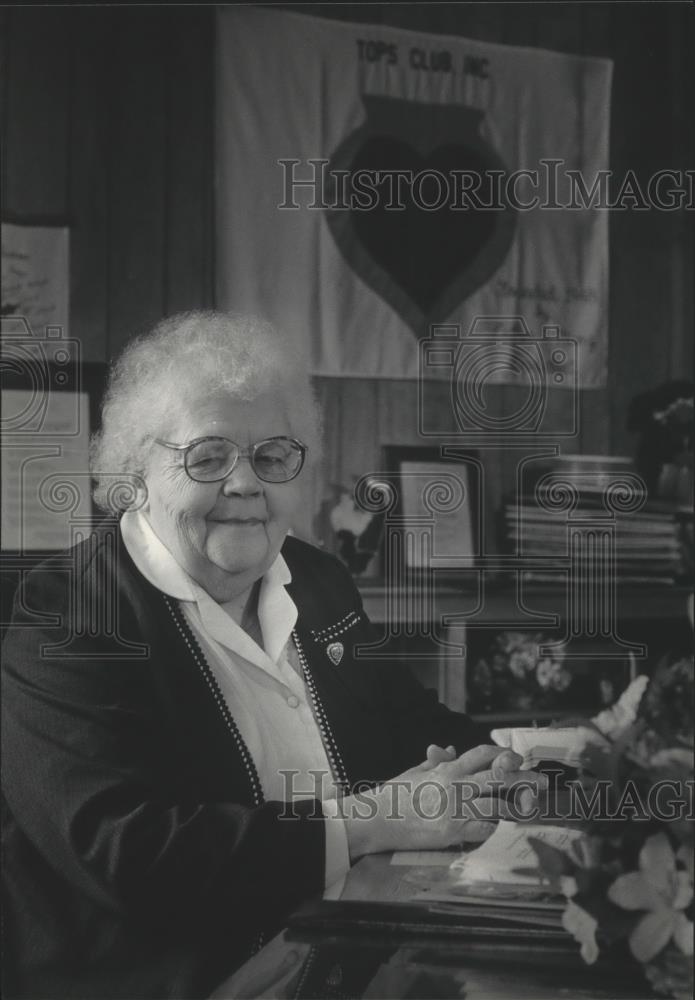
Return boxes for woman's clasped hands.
[341,745,548,860]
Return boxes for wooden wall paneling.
[336,377,381,487]
[68,8,110,363]
[376,378,418,451]
[379,4,440,33]
[534,2,584,55]
[281,4,382,28]
[664,7,694,380]
[574,2,613,456]
[305,377,345,545]
[107,9,167,360]
[608,9,674,456]
[3,8,69,220]
[449,3,505,42]
[522,3,584,461]
[0,9,9,203]
[165,8,214,315]
[476,4,544,516]
[579,3,614,60]
[447,3,512,547]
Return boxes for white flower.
[650,748,694,769]
[509,648,535,678]
[607,833,694,963]
[562,900,599,964]
[550,665,572,692]
[536,658,554,689]
[559,876,578,898]
[592,674,649,740]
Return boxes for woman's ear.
[126,474,149,514]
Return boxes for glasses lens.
[185,439,237,481]
[252,438,304,482]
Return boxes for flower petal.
[608,871,656,911]
[672,914,694,957]
[676,843,694,881]
[629,911,675,963]
[562,901,599,965]
[592,675,648,738]
[639,833,676,895]
[672,871,693,911]
[650,748,695,769]
[559,876,578,898]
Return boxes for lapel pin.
[326,641,344,666]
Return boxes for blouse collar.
[120,509,297,665]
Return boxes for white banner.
[216,8,612,387]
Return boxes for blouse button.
[286,695,300,708]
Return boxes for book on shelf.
[502,491,686,583]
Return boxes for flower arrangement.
[627,380,694,496]
[467,631,621,715]
[526,655,694,999]
[653,397,694,456]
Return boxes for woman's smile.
[142,393,303,600]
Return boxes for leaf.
[527,837,575,877]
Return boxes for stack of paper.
[504,495,684,584]
[447,821,582,887]
[413,822,582,934]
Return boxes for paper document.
[390,850,461,866]
[448,821,583,887]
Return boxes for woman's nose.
[221,455,263,496]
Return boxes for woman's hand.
[423,743,457,769]
[341,744,547,861]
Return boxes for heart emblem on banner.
[324,96,517,336]
[326,642,344,666]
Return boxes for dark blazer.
[2,526,486,999]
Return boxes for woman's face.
[141,392,304,601]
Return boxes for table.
[211,852,655,1000]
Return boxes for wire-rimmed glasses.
[155,435,307,483]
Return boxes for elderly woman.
[2,313,537,999]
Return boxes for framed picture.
[465,628,637,721]
[381,445,481,572]
[1,356,107,555]
[1,346,108,629]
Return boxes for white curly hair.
[90,311,322,513]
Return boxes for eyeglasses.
[155,435,307,483]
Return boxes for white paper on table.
[491,726,607,769]
[447,820,583,887]
[391,850,460,866]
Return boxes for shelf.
[358,580,692,625]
